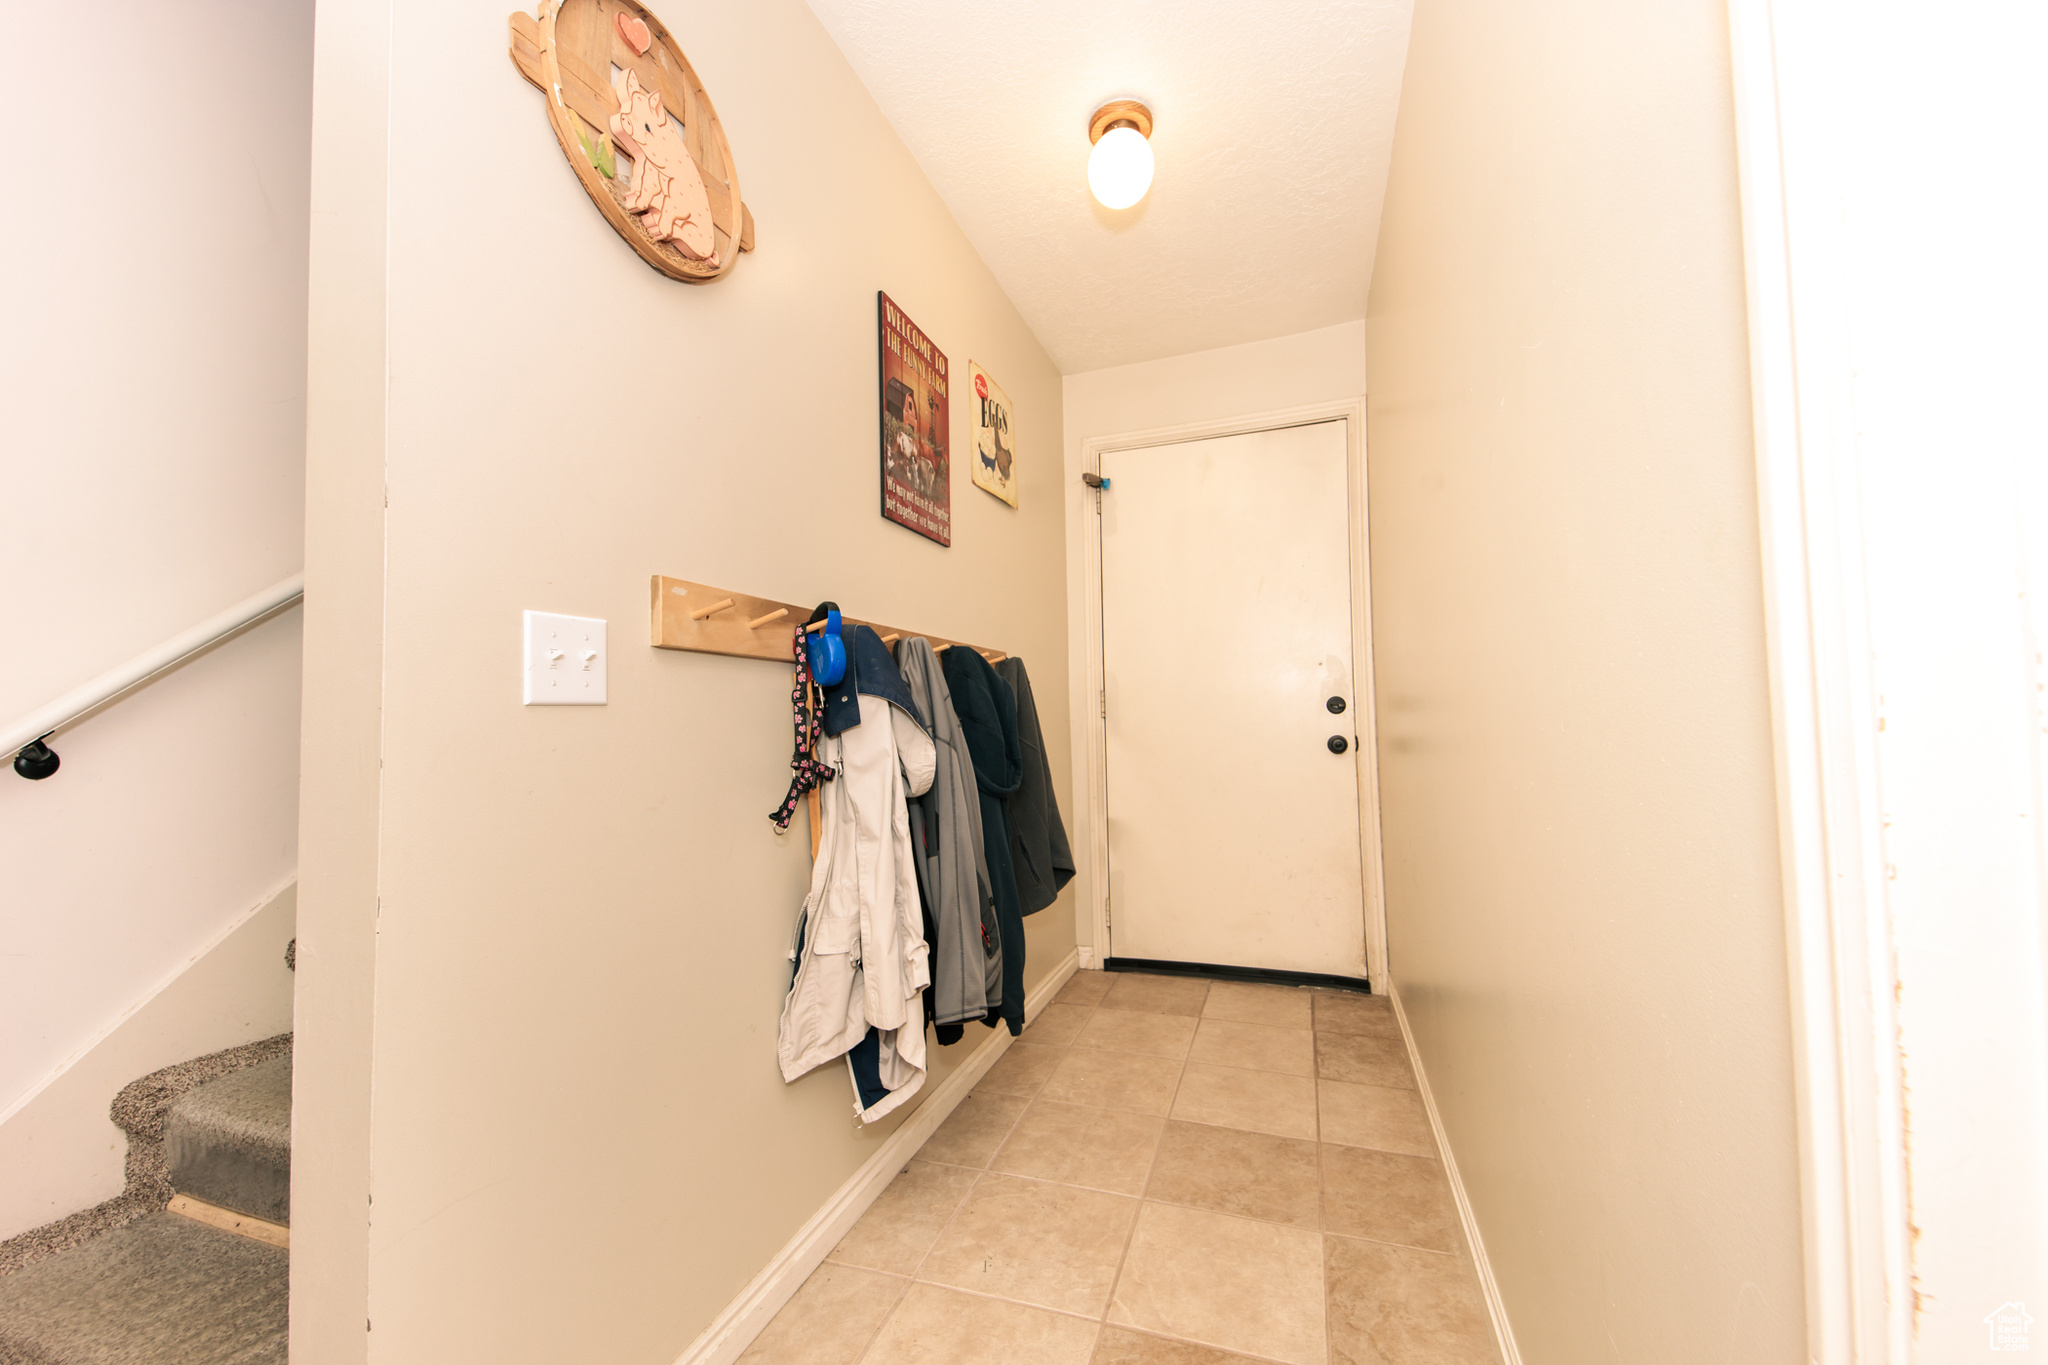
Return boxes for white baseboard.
[672,948,1081,1365]
[1387,984,1524,1365]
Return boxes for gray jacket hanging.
[895,638,1001,1026]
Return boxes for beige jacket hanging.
[776,693,936,1122]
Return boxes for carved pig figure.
[608,69,717,263]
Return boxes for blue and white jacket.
[775,625,936,1123]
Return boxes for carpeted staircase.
[166,1053,292,1229]
[0,1037,293,1365]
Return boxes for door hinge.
[1099,688,1107,719]
[1104,895,1111,930]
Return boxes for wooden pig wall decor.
[509,0,755,282]
[610,71,717,261]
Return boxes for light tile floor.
[741,971,1502,1365]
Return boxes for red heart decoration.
[615,11,652,56]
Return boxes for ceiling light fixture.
[1087,100,1155,210]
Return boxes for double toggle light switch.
[523,611,608,705]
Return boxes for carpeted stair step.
[0,1036,291,1365]
[164,1053,291,1227]
[0,1034,290,1280]
[0,1213,285,1365]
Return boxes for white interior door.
[1098,420,1368,979]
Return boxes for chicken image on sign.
[968,362,1017,508]
[878,292,951,546]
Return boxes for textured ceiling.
[805,0,1415,373]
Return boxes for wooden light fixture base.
[1089,100,1154,145]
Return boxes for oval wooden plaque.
[509,0,755,282]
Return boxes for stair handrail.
[5,572,305,775]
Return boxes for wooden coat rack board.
[650,576,1006,859]
[649,577,1006,664]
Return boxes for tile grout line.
[1114,998,1351,1365]
[1096,974,1204,1346]
[922,1031,1435,1156]
[1322,1227,1467,1260]
[1097,982,1220,1358]
[852,992,1103,1364]
[1011,1010,1458,1252]
[838,1270,911,1365]
[1315,997,1333,1365]
[1048,980,1122,1359]
[864,980,1336,1361]
[857,1278,1306,1363]
[957,1148,1456,1231]
[881,1195,1461,1338]
[1071,1038,1321,1081]
[984,1069,1335,1124]
[1104,1324,1302,1365]
[899,1159,1460,1259]
[879,1277,1113,1324]
[853,976,1392,1363]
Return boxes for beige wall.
[1062,321,1366,446]
[0,0,310,1225]
[1364,0,1804,1359]
[1060,322,1368,956]
[294,1,1072,1359]
[0,0,311,724]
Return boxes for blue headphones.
[806,606,847,686]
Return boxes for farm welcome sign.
[878,293,951,546]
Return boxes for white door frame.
[1077,399,1388,990]
[1726,2,1911,1358]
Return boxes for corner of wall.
[291,0,392,1353]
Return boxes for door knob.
[1326,696,1347,714]
[1327,735,1349,754]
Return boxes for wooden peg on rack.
[650,576,1006,668]
[934,643,953,653]
[689,597,737,620]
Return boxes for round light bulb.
[1088,125,1154,209]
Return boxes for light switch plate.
[523,611,607,705]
